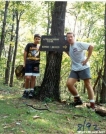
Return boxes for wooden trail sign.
[40,35,69,52]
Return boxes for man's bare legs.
[66,78,95,108]
[24,76,36,89]
[23,76,36,98]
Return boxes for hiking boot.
[22,90,29,98]
[28,90,35,99]
[86,102,95,111]
[70,97,83,107]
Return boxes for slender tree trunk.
[9,11,19,87]
[0,1,9,57]
[4,11,15,85]
[39,2,67,101]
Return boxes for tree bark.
[4,11,15,85]
[39,2,67,101]
[0,1,9,57]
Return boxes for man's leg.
[28,76,36,98]
[28,63,40,98]
[84,79,94,100]
[66,78,78,96]
[30,76,36,89]
[84,79,95,109]
[25,76,31,89]
[66,78,83,106]
[22,76,31,98]
[24,63,32,90]
[79,68,95,109]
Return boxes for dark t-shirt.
[25,43,40,64]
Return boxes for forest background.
[0,1,106,134]
[0,1,106,105]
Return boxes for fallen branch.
[26,104,51,112]
[26,103,70,114]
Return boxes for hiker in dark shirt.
[23,34,41,98]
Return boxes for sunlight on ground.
[0,95,14,100]
[0,95,4,99]
[34,118,49,125]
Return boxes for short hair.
[34,34,41,39]
[66,32,75,37]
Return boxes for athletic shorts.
[69,68,91,80]
[25,63,40,76]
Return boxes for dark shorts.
[69,68,91,80]
[25,63,40,76]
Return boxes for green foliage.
[44,97,54,103]
[0,1,106,101]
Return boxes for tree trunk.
[100,3,106,103]
[4,11,15,85]
[0,1,9,57]
[39,2,67,101]
[9,11,20,87]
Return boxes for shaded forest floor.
[0,86,106,134]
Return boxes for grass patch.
[0,86,106,134]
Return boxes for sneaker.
[70,97,83,107]
[28,90,35,98]
[22,90,29,98]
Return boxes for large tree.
[39,1,67,101]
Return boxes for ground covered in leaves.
[0,88,106,134]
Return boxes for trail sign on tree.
[40,35,69,52]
